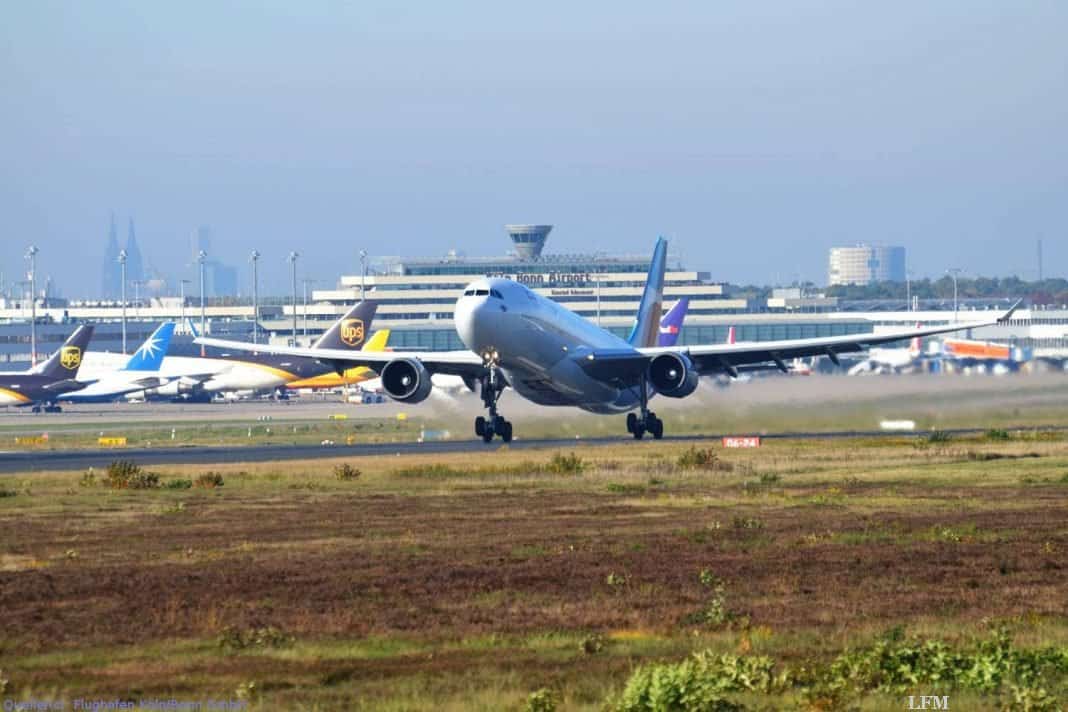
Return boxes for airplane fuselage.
[454,278,646,413]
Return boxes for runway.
[4,425,1065,474]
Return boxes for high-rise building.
[828,245,906,286]
[101,214,121,299]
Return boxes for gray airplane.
[197,238,1018,443]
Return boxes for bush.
[616,652,774,711]
[0,489,17,498]
[986,428,1011,441]
[195,472,224,489]
[164,478,192,490]
[79,470,96,488]
[218,626,291,651]
[926,429,952,444]
[525,688,557,712]
[677,446,733,472]
[334,463,361,481]
[546,452,586,475]
[581,633,607,655]
[106,460,159,489]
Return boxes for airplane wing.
[582,301,1021,382]
[193,338,485,378]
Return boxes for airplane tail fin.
[727,326,736,345]
[123,322,175,372]
[313,300,379,351]
[35,325,94,380]
[909,321,922,357]
[628,236,668,348]
[657,298,689,347]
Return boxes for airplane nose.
[455,297,497,352]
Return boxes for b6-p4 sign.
[723,436,761,448]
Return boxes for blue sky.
[2,1,1065,297]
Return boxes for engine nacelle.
[648,352,699,398]
[380,358,433,403]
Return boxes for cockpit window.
[475,289,489,296]
[463,289,475,296]
[489,289,502,299]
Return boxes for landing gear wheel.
[500,420,513,443]
[475,416,486,438]
[626,412,637,434]
[649,415,664,440]
[632,424,645,440]
[32,405,42,414]
[481,427,494,443]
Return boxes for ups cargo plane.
[0,325,94,412]
[198,238,1019,442]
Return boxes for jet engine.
[380,358,433,403]
[648,352,698,398]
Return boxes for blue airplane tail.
[628,236,669,348]
[123,322,175,372]
[657,297,689,347]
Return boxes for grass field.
[2,425,1067,710]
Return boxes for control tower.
[505,224,553,261]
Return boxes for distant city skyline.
[2,3,1065,296]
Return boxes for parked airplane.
[848,323,924,375]
[62,323,177,402]
[0,325,94,411]
[197,238,1019,442]
[141,301,382,399]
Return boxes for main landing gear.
[474,367,512,443]
[31,403,62,414]
[625,375,663,440]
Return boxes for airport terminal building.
[1,225,1066,367]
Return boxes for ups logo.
[60,346,82,370]
[340,318,365,347]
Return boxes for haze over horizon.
[3,2,1065,298]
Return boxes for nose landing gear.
[474,365,512,443]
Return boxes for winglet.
[998,299,1023,323]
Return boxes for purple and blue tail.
[657,297,689,347]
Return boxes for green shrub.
[218,625,291,651]
[195,472,224,489]
[164,478,192,490]
[79,470,96,487]
[986,428,1011,441]
[581,633,607,655]
[615,652,773,711]
[0,489,16,498]
[926,429,952,444]
[525,688,557,712]
[105,460,159,489]
[677,446,733,472]
[547,452,586,475]
[334,463,361,481]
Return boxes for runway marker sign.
[98,436,128,447]
[723,436,761,448]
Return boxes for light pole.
[946,268,963,322]
[179,279,191,333]
[359,250,368,298]
[288,251,299,344]
[198,250,207,338]
[118,248,128,353]
[905,269,912,313]
[250,250,260,344]
[25,246,38,366]
[302,278,316,337]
